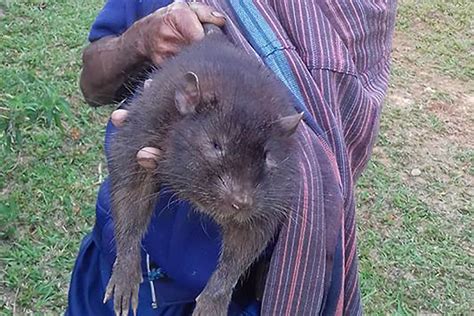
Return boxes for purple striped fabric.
[198,0,397,314]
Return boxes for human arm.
[80,2,225,106]
[110,108,160,169]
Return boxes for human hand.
[125,1,226,65]
[111,107,160,170]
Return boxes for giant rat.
[103,24,303,316]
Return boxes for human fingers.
[111,109,128,127]
[137,147,161,169]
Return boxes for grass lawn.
[1,0,473,314]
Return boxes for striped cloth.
[197,1,397,314]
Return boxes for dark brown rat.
[104,25,303,316]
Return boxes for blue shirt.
[88,0,173,42]
[74,0,260,314]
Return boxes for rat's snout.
[219,174,255,212]
[230,190,253,211]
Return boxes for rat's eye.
[205,139,225,158]
[211,141,225,155]
[213,141,222,152]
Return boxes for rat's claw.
[112,289,121,316]
[104,282,114,304]
[113,285,125,316]
[104,261,142,315]
[121,292,131,316]
[132,286,139,316]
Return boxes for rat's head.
[160,72,302,223]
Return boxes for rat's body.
[104,27,302,316]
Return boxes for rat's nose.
[230,192,253,210]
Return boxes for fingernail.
[137,158,158,170]
[137,147,160,170]
[211,11,226,19]
[111,109,128,127]
[138,147,160,159]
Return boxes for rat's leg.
[104,171,158,316]
[192,220,277,316]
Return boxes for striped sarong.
[198,1,397,314]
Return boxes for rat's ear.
[175,72,200,115]
[274,112,304,137]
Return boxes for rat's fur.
[104,29,302,316]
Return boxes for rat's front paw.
[104,260,143,316]
[192,293,230,316]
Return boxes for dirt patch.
[389,32,474,150]
[374,29,474,230]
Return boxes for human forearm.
[79,29,147,107]
[80,2,226,107]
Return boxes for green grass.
[356,0,473,313]
[1,0,109,313]
[396,0,474,81]
[1,0,473,314]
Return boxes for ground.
[0,0,472,314]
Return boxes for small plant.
[0,83,72,150]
